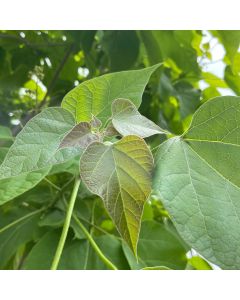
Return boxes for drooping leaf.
[59,122,100,150]
[61,64,161,124]
[80,135,153,255]
[111,99,166,138]
[122,220,188,270]
[153,96,240,269]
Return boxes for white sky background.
[199,30,236,96]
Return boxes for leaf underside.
[112,98,165,138]
[153,96,240,269]
[80,135,153,255]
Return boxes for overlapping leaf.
[153,96,240,269]
[59,122,100,150]
[61,64,161,124]
[80,135,153,255]
[122,220,188,270]
[0,107,82,204]
[111,99,165,138]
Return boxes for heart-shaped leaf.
[80,135,153,255]
[61,64,161,124]
[153,96,240,269]
[112,98,166,138]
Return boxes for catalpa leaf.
[0,107,82,205]
[104,121,120,138]
[153,96,240,269]
[90,115,102,129]
[61,64,161,124]
[80,135,153,255]
[112,98,166,138]
[0,107,79,178]
[59,122,100,150]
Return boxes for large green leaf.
[0,207,41,269]
[111,98,165,138]
[153,96,240,269]
[122,220,188,270]
[0,107,81,204]
[103,30,140,71]
[61,64,161,124]
[23,230,129,270]
[80,135,153,255]
[140,31,199,75]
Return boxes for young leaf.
[104,121,120,137]
[90,115,102,129]
[80,135,153,255]
[112,98,166,138]
[153,96,240,269]
[61,64,161,124]
[59,122,100,150]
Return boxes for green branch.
[51,177,81,270]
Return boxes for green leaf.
[0,208,41,269]
[122,220,188,270]
[188,256,212,270]
[0,125,13,140]
[140,31,199,75]
[202,72,227,88]
[0,107,81,204]
[102,30,140,71]
[23,230,129,270]
[224,65,240,95]
[80,135,153,255]
[0,167,50,205]
[153,96,240,269]
[141,266,171,270]
[215,30,240,65]
[0,107,78,177]
[59,122,100,150]
[61,64,161,124]
[111,99,165,138]
[0,147,8,164]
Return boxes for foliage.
[0,30,240,270]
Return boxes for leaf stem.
[72,214,118,270]
[50,177,81,270]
